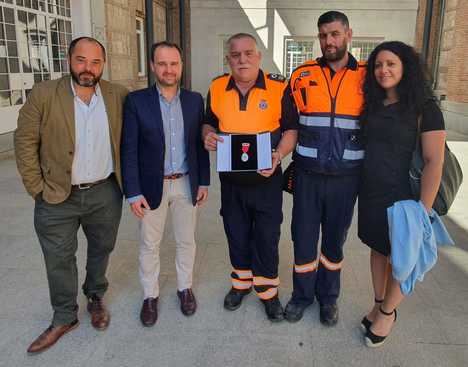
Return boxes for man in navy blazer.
[121,41,210,326]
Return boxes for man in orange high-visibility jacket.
[202,33,299,322]
[284,11,366,326]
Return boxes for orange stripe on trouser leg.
[319,254,343,271]
[294,260,318,273]
[232,278,252,290]
[257,287,278,300]
[233,269,253,280]
[253,276,280,287]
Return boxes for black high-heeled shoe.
[360,298,383,333]
[365,306,397,348]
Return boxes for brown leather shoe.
[177,288,197,316]
[140,297,158,326]
[87,295,110,330]
[27,320,79,354]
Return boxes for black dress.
[358,100,445,256]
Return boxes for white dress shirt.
[70,80,114,185]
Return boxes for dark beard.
[70,69,101,87]
[323,44,348,62]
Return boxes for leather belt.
[72,176,111,190]
[164,172,187,180]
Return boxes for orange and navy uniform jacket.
[205,69,299,183]
[289,53,366,175]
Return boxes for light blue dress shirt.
[157,86,188,176]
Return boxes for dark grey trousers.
[34,177,122,326]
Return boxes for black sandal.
[365,306,397,348]
[360,298,383,333]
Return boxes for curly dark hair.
[361,41,433,124]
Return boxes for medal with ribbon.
[241,143,250,162]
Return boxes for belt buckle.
[77,183,91,190]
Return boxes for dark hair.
[68,37,106,60]
[361,41,433,123]
[317,11,349,28]
[226,33,257,48]
[150,41,183,62]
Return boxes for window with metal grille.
[284,38,314,78]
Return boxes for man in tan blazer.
[15,36,128,354]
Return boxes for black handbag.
[282,161,295,194]
[409,117,463,216]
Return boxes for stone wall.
[104,0,191,91]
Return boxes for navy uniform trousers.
[291,167,359,305]
[220,171,283,300]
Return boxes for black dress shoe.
[320,303,339,326]
[140,297,158,327]
[224,287,251,311]
[284,300,310,323]
[262,296,284,322]
[177,288,197,316]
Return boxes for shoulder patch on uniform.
[267,73,286,82]
[212,73,229,81]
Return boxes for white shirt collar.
[70,78,101,98]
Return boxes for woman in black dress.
[358,41,446,347]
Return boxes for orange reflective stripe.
[257,287,278,300]
[294,260,318,273]
[232,279,252,290]
[319,254,343,271]
[253,276,280,286]
[233,269,253,279]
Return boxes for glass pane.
[30,44,39,58]
[43,72,49,80]
[39,1,46,11]
[58,45,65,58]
[59,0,64,6]
[9,57,19,72]
[0,58,7,72]
[49,17,57,30]
[0,25,4,41]
[5,24,16,40]
[0,41,5,57]
[59,32,65,46]
[50,31,58,45]
[30,57,40,72]
[18,10,27,26]
[52,46,59,59]
[60,58,67,72]
[7,41,17,56]
[65,21,71,34]
[29,12,37,30]
[0,8,2,23]
[33,73,41,83]
[58,19,64,33]
[65,33,71,44]
[25,0,31,8]
[0,74,9,90]
[65,8,70,17]
[0,90,11,107]
[53,58,59,71]
[11,89,22,105]
[3,7,14,24]
[32,0,38,10]
[22,59,31,72]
